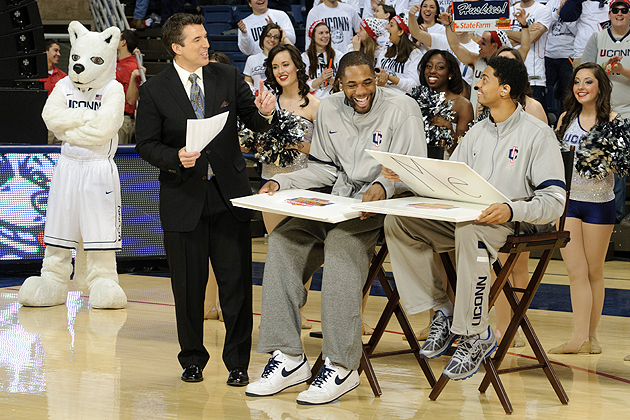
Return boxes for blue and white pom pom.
[407,85,456,147]
[472,107,491,126]
[238,110,308,167]
[575,116,630,180]
[237,118,256,150]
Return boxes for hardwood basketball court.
[1,238,629,419]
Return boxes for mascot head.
[67,21,120,90]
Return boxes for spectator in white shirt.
[244,23,286,95]
[507,0,552,112]
[374,2,396,20]
[559,0,611,63]
[376,13,422,94]
[373,2,396,46]
[415,0,445,36]
[305,0,361,51]
[544,0,577,120]
[238,0,296,56]
[348,17,388,61]
[302,20,345,99]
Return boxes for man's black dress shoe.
[181,365,203,382]
[226,368,249,386]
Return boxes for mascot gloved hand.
[18,21,127,309]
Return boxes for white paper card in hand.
[231,189,361,223]
[186,111,229,152]
[353,196,488,222]
[366,150,510,205]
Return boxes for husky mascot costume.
[18,21,127,309]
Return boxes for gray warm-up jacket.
[451,103,566,224]
[271,87,427,199]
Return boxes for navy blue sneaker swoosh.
[281,358,306,377]
[334,371,353,385]
[105,191,113,194]
[328,130,337,134]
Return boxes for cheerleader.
[550,63,618,355]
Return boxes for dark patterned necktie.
[189,73,204,119]
[189,73,213,178]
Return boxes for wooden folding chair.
[428,149,575,413]
[307,147,455,396]
[308,235,437,397]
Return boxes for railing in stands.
[88,0,130,31]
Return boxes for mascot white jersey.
[18,21,127,309]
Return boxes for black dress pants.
[164,177,253,371]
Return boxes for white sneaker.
[245,350,311,397]
[296,357,360,405]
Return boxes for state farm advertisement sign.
[452,0,511,31]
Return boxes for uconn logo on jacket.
[508,146,518,163]
[372,131,383,147]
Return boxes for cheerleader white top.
[562,116,614,203]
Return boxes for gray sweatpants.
[384,215,514,336]
[257,215,384,370]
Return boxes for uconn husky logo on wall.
[372,131,383,147]
[508,146,518,163]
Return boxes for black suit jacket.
[135,63,275,232]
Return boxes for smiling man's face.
[341,64,377,114]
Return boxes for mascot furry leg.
[18,246,73,307]
[18,21,127,309]
[74,246,127,308]
[19,246,127,308]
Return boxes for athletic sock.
[285,353,304,365]
[479,326,491,340]
[434,301,454,317]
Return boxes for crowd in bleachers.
[195,0,609,123]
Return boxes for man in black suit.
[135,13,276,385]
